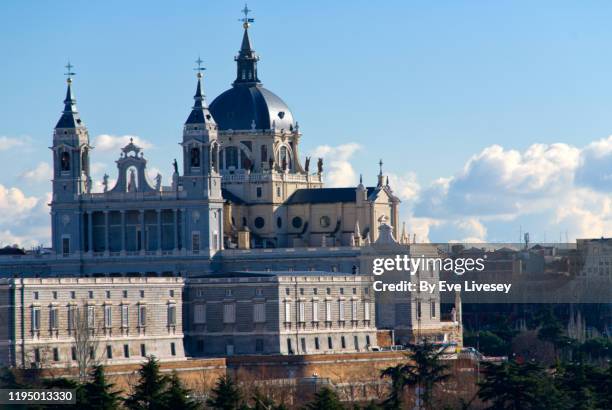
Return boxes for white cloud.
[92,135,153,153]
[0,136,26,151]
[310,143,361,187]
[0,186,50,247]
[19,162,52,183]
[386,172,420,202]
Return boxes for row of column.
[83,209,183,254]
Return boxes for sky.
[2,0,612,246]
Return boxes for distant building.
[0,277,184,368]
[186,272,376,356]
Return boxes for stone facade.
[0,277,184,368]
[185,272,377,356]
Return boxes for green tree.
[80,365,122,410]
[380,364,405,410]
[304,386,345,410]
[124,356,170,410]
[164,372,200,410]
[206,375,243,410]
[478,361,567,410]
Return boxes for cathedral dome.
[210,84,294,131]
[210,16,295,132]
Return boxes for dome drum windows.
[292,216,303,229]
[60,151,71,172]
[254,217,265,229]
[319,216,331,228]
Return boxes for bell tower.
[50,63,91,255]
[180,60,224,255]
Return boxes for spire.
[185,58,216,125]
[377,159,385,187]
[55,62,84,129]
[234,4,260,86]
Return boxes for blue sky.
[2,0,612,246]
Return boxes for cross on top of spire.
[379,159,384,175]
[64,61,75,83]
[194,56,206,78]
[239,3,254,28]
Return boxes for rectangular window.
[104,305,112,328]
[170,342,176,356]
[167,304,176,326]
[287,338,293,354]
[254,303,265,323]
[121,305,129,327]
[284,302,291,323]
[314,337,320,350]
[62,237,70,256]
[256,187,262,198]
[87,306,95,329]
[417,301,422,319]
[67,306,76,331]
[138,305,146,327]
[300,337,306,353]
[298,301,305,323]
[34,348,40,363]
[354,335,359,350]
[351,300,358,321]
[430,301,436,318]
[366,335,371,346]
[192,232,200,253]
[365,301,371,321]
[106,345,112,359]
[140,344,146,357]
[325,301,332,322]
[327,336,333,349]
[49,307,58,330]
[124,344,130,358]
[312,301,319,322]
[255,339,264,353]
[341,336,346,349]
[223,304,236,324]
[71,346,77,361]
[194,304,206,324]
[339,301,345,321]
[53,347,59,361]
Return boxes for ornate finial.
[359,174,363,184]
[194,56,206,79]
[379,159,383,175]
[240,3,254,29]
[64,61,75,83]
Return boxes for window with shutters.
[104,305,112,328]
[194,304,206,324]
[167,304,176,326]
[67,306,76,331]
[223,304,236,324]
[325,301,332,322]
[32,307,40,332]
[284,302,291,323]
[338,300,345,321]
[87,306,95,329]
[254,303,265,323]
[298,301,305,323]
[365,302,371,321]
[121,305,129,328]
[138,305,146,327]
[351,300,358,321]
[312,301,319,322]
[49,307,58,330]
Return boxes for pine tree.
[80,365,122,410]
[163,372,200,410]
[304,387,345,410]
[124,356,170,410]
[206,375,243,410]
[380,364,405,410]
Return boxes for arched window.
[60,151,70,171]
[190,147,201,167]
[279,146,292,171]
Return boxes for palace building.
[0,7,458,367]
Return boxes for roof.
[222,189,246,205]
[209,84,294,131]
[285,187,379,205]
[55,81,84,129]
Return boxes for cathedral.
[0,9,458,366]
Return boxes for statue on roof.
[155,173,162,191]
[304,156,310,173]
[172,159,178,174]
[102,174,109,192]
[317,158,323,174]
[128,169,137,192]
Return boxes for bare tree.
[71,302,101,381]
